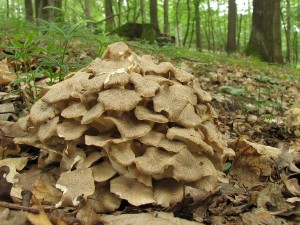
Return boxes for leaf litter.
[0,42,299,224]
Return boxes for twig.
[94,8,132,25]
[172,56,208,63]
[0,201,40,214]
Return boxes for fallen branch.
[0,201,40,214]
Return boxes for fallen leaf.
[100,211,203,225]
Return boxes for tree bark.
[175,0,181,46]
[182,0,191,46]
[226,0,237,53]
[35,0,50,20]
[51,0,63,22]
[105,0,115,32]
[285,0,291,62]
[150,0,159,28]
[140,0,146,23]
[245,0,283,63]
[25,0,33,21]
[193,0,201,49]
[163,0,169,34]
[6,0,9,18]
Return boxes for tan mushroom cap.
[30,99,58,125]
[129,73,160,97]
[91,161,117,182]
[153,179,184,207]
[108,142,135,166]
[80,74,106,92]
[195,104,213,122]
[176,103,203,128]
[135,147,172,175]
[138,131,185,153]
[38,116,59,142]
[134,105,168,123]
[60,143,86,171]
[57,121,88,140]
[81,103,105,124]
[88,183,121,213]
[152,85,189,121]
[18,114,31,131]
[110,176,155,206]
[98,89,142,111]
[14,133,39,146]
[127,165,152,187]
[85,134,126,148]
[167,127,213,155]
[76,151,104,169]
[102,42,132,60]
[192,79,212,102]
[61,102,87,118]
[56,168,95,207]
[170,148,204,182]
[106,112,152,139]
[42,80,75,104]
[143,75,175,86]
[104,70,130,89]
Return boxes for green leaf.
[218,86,247,96]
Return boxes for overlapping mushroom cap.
[14,42,234,211]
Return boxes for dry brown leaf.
[100,212,203,225]
[230,138,281,188]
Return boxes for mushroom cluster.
[15,42,234,212]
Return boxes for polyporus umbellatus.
[15,42,235,211]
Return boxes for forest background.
[1,0,300,67]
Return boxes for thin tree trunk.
[163,0,169,34]
[226,0,237,53]
[140,0,146,23]
[25,0,33,21]
[194,0,201,49]
[51,0,63,22]
[118,0,123,26]
[105,0,114,32]
[286,0,291,62]
[237,14,243,51]
[207,0,215,51]
[175,0,181,46]
[150,0,159,28]
[189,17,195,48]
[6,0,9,18]
[183,0,191,46]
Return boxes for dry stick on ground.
[0,200,40,214]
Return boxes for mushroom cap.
[98,89,142,111]
[88,183,121,213]
[134,105,168,123]
[106,112,152,139]
[176,103,203,128]
[38,116,59,142]
[56,168,95,207]
[166,127,213,155]
[102,42,132,60]
[110,176,155,206]
[61,102,87,119]
[135,147,172,175]
[30,99,58,125]
[91,161,117,182]
[85,134,126,148]
[57,121,88,140]
[108,142,135,166]
[81,102,106,124]
[130,73,160,97]
[103,70,130,89]
[153,179,184,207]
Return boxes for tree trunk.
[163,0,169,34]
[105,0,115,32]
[194,0,201,49]
[51,0,63,22]
[237,14,243,51]
[6,0,9,18]
[286,0,291,63]
[150,0,159,28]
[140,0,146,23]
[226,0,237,53]
[25,0,33,21]
[35,0,50,20]
[245,0,283,63]
[118,0,123,26]
[183,0,191,46]
[175,0,181,46]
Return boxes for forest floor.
[0,39,300,224]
